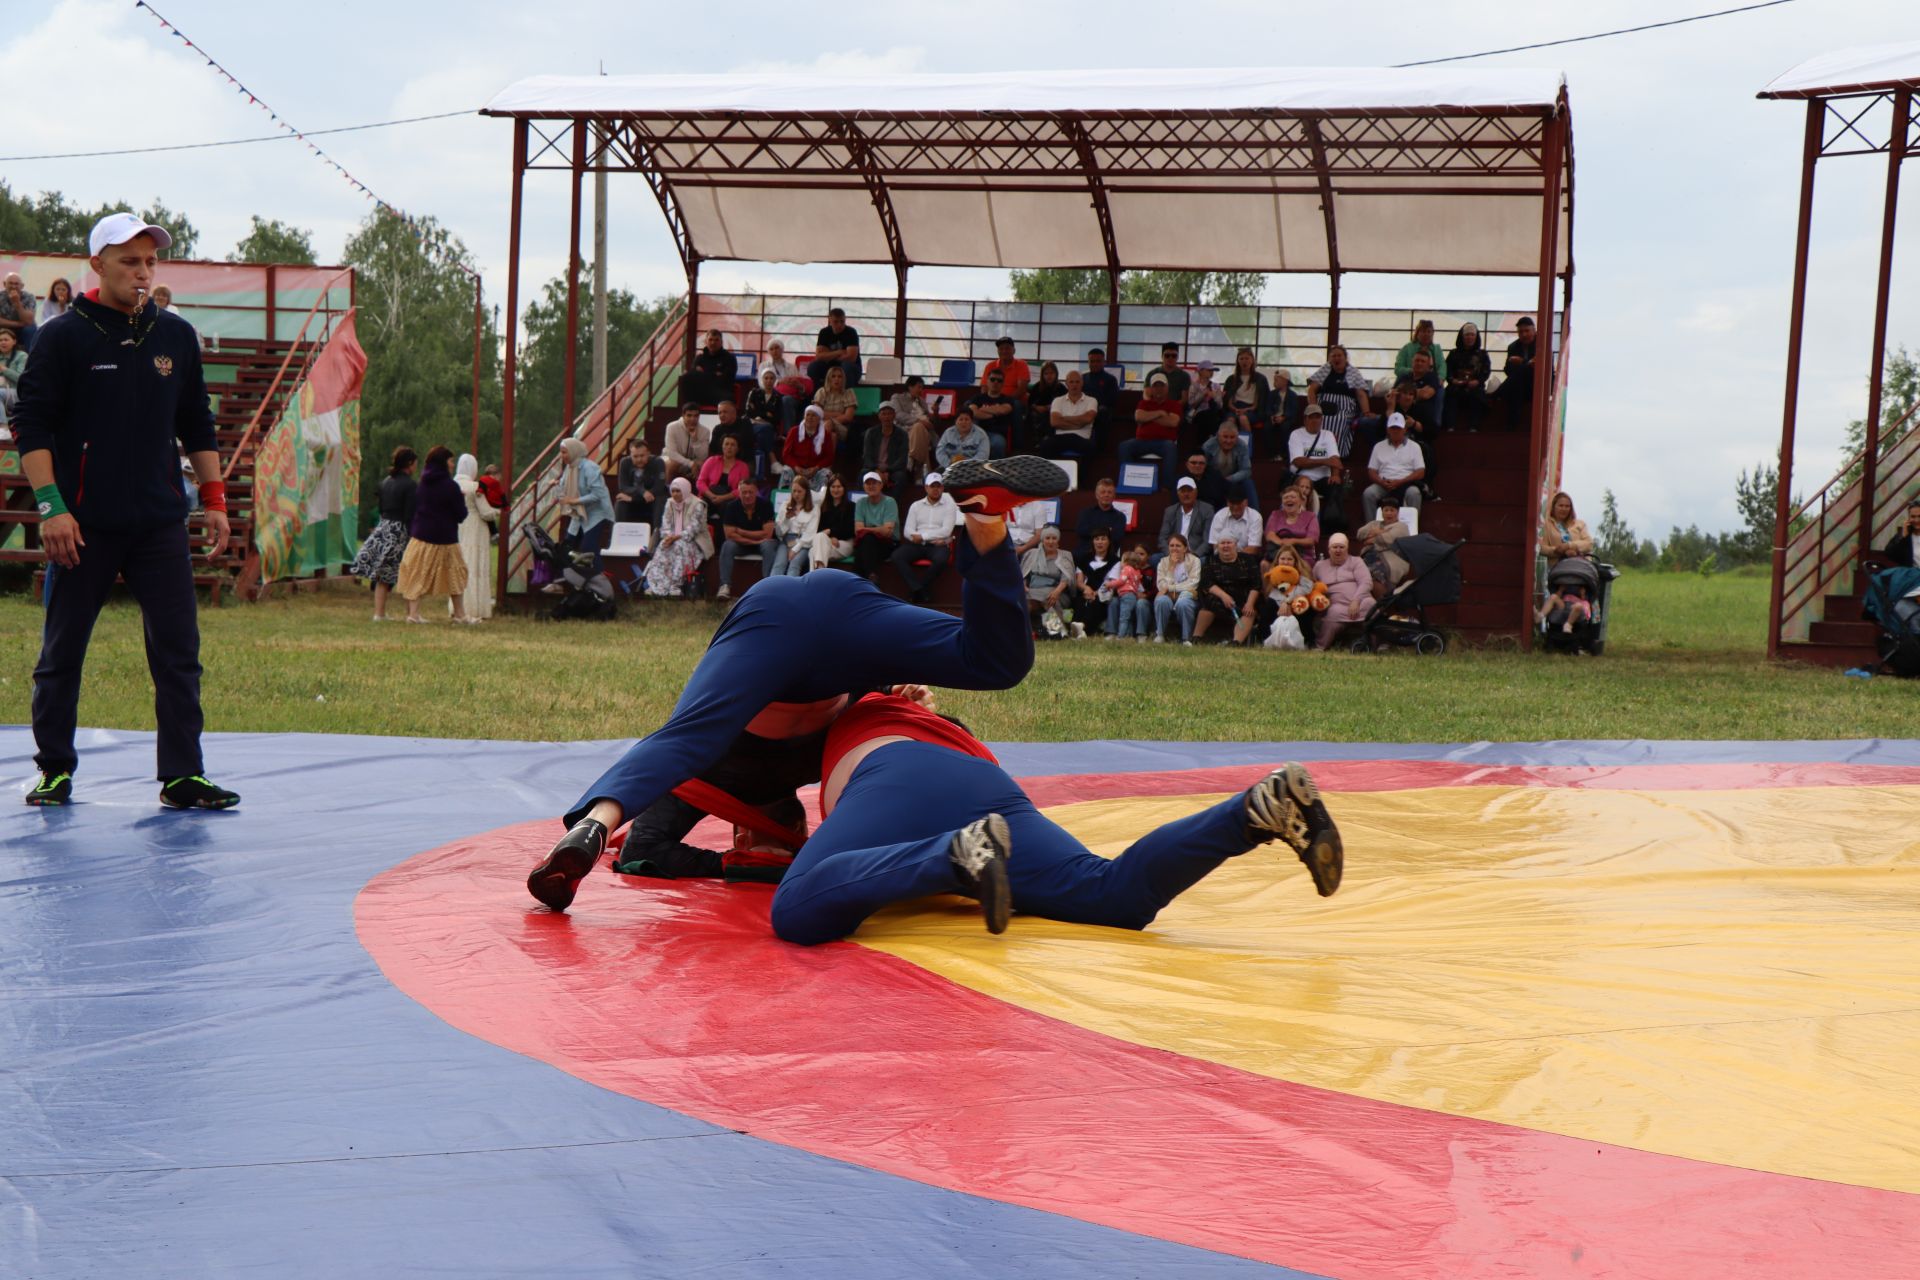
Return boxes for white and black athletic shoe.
[948,813,1013,934]
[942,456,1070,517]
[527,817,609,911]
[1244,764,1343,897]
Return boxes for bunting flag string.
[133,1,480,283]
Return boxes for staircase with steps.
[1,337,305,603]
[1774,399,1920,668]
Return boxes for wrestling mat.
[5,728,1918,1278]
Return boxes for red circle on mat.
[356,761,1920,1279]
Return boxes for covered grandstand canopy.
[1759,40,1920,99]
[481,68,1572,278]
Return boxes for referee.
[15,213,239,809]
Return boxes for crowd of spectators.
[606,308,1551,644]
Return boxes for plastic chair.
[863,355,903,386]
[854,385,882,415]
[734,352,758,382]
[935,359,977,388]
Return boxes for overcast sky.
[7,0,1917,538]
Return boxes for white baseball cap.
[89,211,173,257]
[1386,412,1408,430]
[924,472,943,486]
[861,471,882,484]
[1176,477,1197,490]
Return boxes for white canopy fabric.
[484,68,1572,277]
[1759,41,1920,98]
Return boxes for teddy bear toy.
[1263,562,1330,615]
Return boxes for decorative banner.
[252,313,367,582]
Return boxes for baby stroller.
[1862,565,1920,677]
[1538,555,1619,655]
[522,522,618,621]
[1352,534,1462,655]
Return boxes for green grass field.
[0,568,1902,745]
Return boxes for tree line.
[2,183,673,531]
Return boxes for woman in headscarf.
[1445,321,1493,433]
[395,445,471,624]
[453,453,496,620]
[559,436,615,572]
[781,403,837,494]
[643,476,713,597]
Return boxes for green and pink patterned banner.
[253,312,365,582]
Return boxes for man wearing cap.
[852,470,900,581]
[16,213,239,809]
[891,472,961,603]
[1158,475,1215,560]
[1364,414,1427,523]
[1153,342,1191,400]
[1207,480,1263,557]
[1288,402,1348,535]
[861,401,912,504]
[980,336,1030,402]
[1120,371,1182,491]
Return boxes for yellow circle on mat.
[855,785,1920,1193]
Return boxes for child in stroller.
[1539,581,1593,634]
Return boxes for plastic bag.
[1264,614,1305,650]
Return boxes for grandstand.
[481,67,1573,646]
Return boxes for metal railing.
[692,294,1542,390]
[504,297,688,589]
[1776,398,1920,644]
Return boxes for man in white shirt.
[936,410,991,469]
[890,472,962,603]
[1041,368,1100,467]
[1206,480,1263,556]
[1363,413,1427,522]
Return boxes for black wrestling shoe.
[159,775,241,810]
[26,771,72,806]
[1244,764,1343,897]
[943,456,1070,517]
[527,817,609,911]
[949,814,1013,935]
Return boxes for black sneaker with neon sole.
[941,456,1070,517]
[26,771,73,806]
[527,817,609,912]
[948,813,1013,934]
[159,775,241,810]
[1243,764,1343,897]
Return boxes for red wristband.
[198,479,228,513]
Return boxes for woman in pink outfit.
[1311,533,1373,650]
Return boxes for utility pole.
[591,62,609,398]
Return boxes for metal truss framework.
[1764,84,1914,657]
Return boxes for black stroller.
[522,522,618,621]
[1538,555,1619,656]
[1861,565,1920,677]
[1351,534,1462,655]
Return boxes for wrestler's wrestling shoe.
[1244,764,1343,897]
[527,817,609,911]
[949,814,1013,934]
[943,456,1070,517]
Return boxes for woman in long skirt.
[643,478,712,597]
[395,445,472,623]
[350,446,416,621]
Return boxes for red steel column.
[563,120,587,433]
[496,117,528,607]
[1522,109,1567,652]
[1858,87,1910,561]
[1766,100,1824,659]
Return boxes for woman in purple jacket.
[395,445,472,624]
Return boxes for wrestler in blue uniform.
[530,456,1067,911]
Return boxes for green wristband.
[34,484,68,521]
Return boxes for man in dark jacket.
[16,213,239,809]
[1883,500,1920,568]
